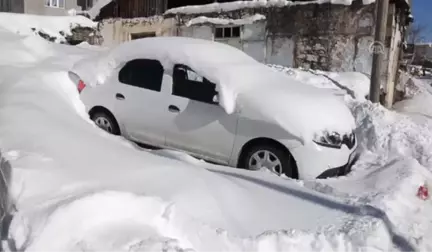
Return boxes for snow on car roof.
[73,37,355,142]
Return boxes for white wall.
[266,37,295,66]
[180,22,296,67]
[24,0,81,15]
[100,17,176,47]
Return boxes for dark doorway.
[131,32,157,40]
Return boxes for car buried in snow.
[70,37,358,180]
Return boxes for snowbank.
[0,28,361,251]
[0,51,361,251]
[72,37,355,143]
[269,65,370,100]
[165,0,375,15]
[0,12,96,43]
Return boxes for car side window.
[172,64,218,105]
[118,59,163,92]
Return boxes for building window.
[131,32,156,40]
[46,0,65,8]
[215,26,241,39]
[77,0,93,10]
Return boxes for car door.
[164,64,239,164]
[113,58,167,146]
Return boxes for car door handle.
[168,105,180,113]
[116,93,125,100]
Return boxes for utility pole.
[369,0,390,104]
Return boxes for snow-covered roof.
[73,37,355,141]
[165,0,376,16]
[85,0,409,20]
[186,14,265,26]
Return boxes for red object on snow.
[77,80,86,93]
[417,185,429,200]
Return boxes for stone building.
[94,0,412,107]
[0,0,96,16]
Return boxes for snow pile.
[72,37,355,143]
[0,28,360,251]
[186,14,265,26]
[165,0,375,15]
[0,38,368,250]
[0,12,96,43]
[270,65,370,100]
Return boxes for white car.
[71,37,358,180]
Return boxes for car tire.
[243,144,295,178]
[91,111,120,136]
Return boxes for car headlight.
[313,132,343,149]
[347,131,356,149]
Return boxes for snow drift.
[269,65,371,100]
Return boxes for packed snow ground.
[0,14,432,252]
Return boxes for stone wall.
[171,1,377,73]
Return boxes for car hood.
[213,64,356,143]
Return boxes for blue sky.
[412,0,432,41]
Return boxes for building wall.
[24,0,81,16]
[170,2,378,74]
[385,4,403,106]
[0,0,24,13]
[412,44,432,65]
[99,17,176,47]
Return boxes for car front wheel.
[243,144,295,178]
[91,111,120,135]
